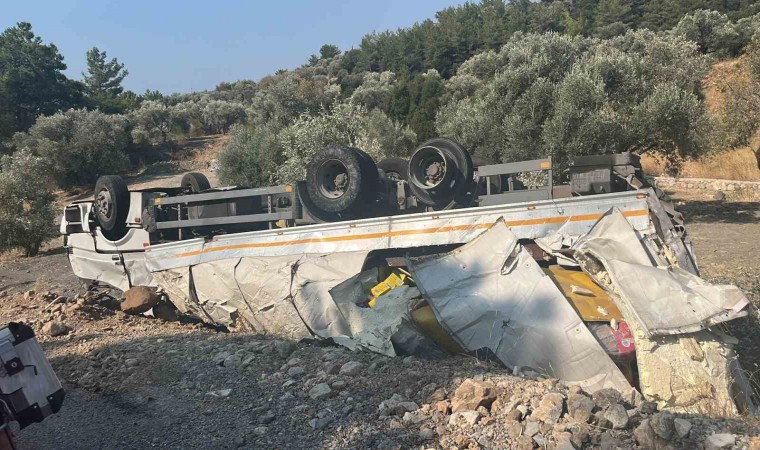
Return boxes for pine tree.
[83,47,128,97]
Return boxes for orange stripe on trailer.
[171,209,649,259]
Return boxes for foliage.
[13,109,130,187]
[246,69,341,127]
[714,37,760,168]
[0,149,57,256]
[436,31,713,173]
[350,71,396,111]
[0,22,83,143]
[200,100,247,134]
[670,10,750,57]
[82,47,132,113]
[269,102,416,184]
[217,123,283,187]
[83,47,128,96]
[130,100,175,145]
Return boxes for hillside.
[641,55,760,181]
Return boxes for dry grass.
[641,147,760,181]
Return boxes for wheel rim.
[95,188,113,220]
[409,146,452,190]
[317,159,350,199]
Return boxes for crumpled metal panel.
[234,256,310,340]
[290,252,369,338]
[408,219,632,393]
[152,251,369,339]
[192,259,255,330]
[329,282,419,356]
[573,209,749,337]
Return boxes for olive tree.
[130,100,184,145]
[670,10,748,57]
[217,123,283,187]
[715,37,760,168]
[276,103,416,183]
[436,31,713,173]
[349,71,396,111]
[0,149,56,256]
[200,100,247,134]
[12,108,130,187]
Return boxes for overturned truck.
[60,138,756,415]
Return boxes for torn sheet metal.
[573,209,749,337]
[329,283,419,356]
[407,219,632,394]
[152,251,370,340]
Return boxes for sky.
[2,0,467,94]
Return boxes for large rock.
[451,379,497,413]
[705,433,735,450]
[591,388,622,409]
[673,418,692,439]
[531,393,565,424]
[634,420,657,449]
[121,286,159,314]
[378,394,419,417]
[42,321,69,337]
[649,411,675,440]
[339,361,363,376]
[603,404,629,429]
[308,383,332,400]
[567,394,594,423]
[448,410,480,427]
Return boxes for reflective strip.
[169,209,649,259]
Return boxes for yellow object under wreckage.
[368,271,409,308]
[544,265,623,322]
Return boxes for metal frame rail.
[476,158,553,206]
[148,185,300,231]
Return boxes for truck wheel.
[378,157,409,181]
[181,172,210,193]
[353,148,380,191]
[408,138,474,207]
[306,145,376,213]
[93,175,130,232]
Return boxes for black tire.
[408,138,474,207]
[378,157,410,181]
[353,148,380,193]
[306,145,377,214]
[181,172,210,193]
[93,175,130,232]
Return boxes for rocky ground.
[0,187,757,450]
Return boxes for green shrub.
[13,108,129,187]
[217,123,283,187]
[0,149,56,256]
[200,100,247,134]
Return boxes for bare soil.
[0,186,758,449]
